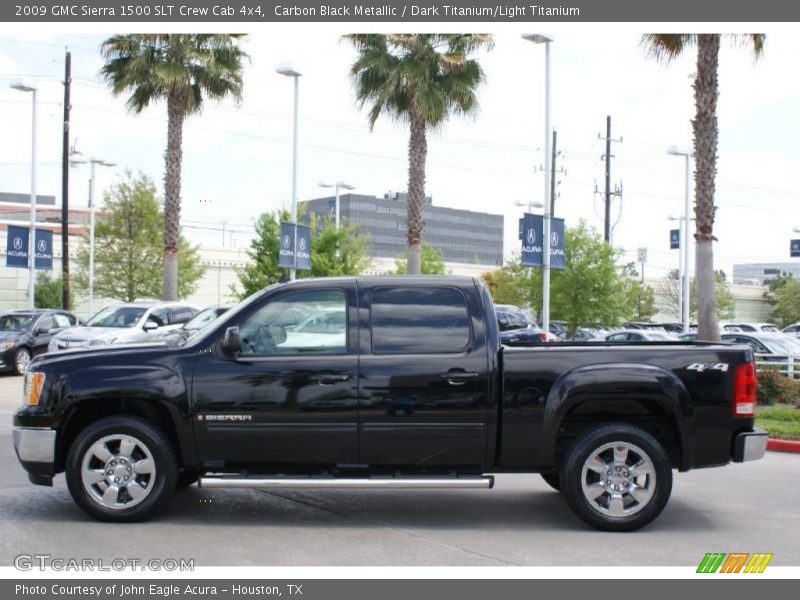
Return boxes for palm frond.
[641,34,695,63]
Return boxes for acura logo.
[299,237,306,251]
[12,237,22,250]
[37,239,46,253]
[282,234,290,249]
[551,232,559,246]
[526,228,536,245]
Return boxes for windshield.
[185,307,227,332]
[86,306,147,328]
[762,336,799,354]
[0,314,34,332]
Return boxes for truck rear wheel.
[65,416,178,522]
[559,423,672,532]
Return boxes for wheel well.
[56,399,182,472]
[552,398,683,469]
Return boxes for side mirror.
[143,319,160,331]
[221,326,242,354]
[268,324,287,345]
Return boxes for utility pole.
[598,115,622,243]
[61,50,72,309]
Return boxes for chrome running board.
[199,474,494,489]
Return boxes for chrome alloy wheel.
[15,348,31,375]
[80,434,156,510]
[580,441,656,518]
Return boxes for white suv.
[48,301,199,352]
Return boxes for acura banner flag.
[6,226,53,270]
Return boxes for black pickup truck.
[13,276,767,531]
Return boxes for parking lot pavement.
[1,373,799,567]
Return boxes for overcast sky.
[1,25,798,280]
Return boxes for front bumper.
[12,426,56,485]
[733,428,768,462]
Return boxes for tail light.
[733,362,757,417]
[538,332,548,342]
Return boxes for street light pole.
[71,156,115,317]
[668,146,692,333]
[319,180,356,228]
[277,62,302,280]
[11,82,37,309]
[522,33,553,338]
[668,214,687,324]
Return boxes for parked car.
[48,301,199,351]
[538,319,567,338]
[781,323,800,337]
[155,305,233,343]
[720,333,800,359]
[0,309,80,375]
[659,323,697,334]
[14,275,765,531]
[735,323,780,333]
[496,307,547,346]
[559,328,602,342]
[604,329,677,342]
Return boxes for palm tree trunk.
[406,112,427,275]
[162,94,184,301]
[693,34,720,341]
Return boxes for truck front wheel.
[65,416,178,522]
[559,423,672,532]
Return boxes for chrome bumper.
[13,426,56,464]
[733,428,768,462]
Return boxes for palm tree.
[642,34,764,341]
[345,34,493,274]
[100,34,247,300]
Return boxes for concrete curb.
[767,438,800,453]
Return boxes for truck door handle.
[440,371,479,385]
[310,374,351,386]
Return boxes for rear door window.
[370,287,471,354]
[169,306,195,325]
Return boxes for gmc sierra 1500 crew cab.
[12,276,767,531]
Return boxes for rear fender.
[540,363,694,469]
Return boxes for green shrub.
[757,366,800,406]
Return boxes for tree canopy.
[74,172,205,302]
[233,211,372,299]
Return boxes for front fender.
[539,363,694,469]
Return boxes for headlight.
[23,371,45,406]
[1,341,14,350]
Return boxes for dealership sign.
[6,226,52,270]
[670,229,680,250]
[791,239,800,258]
[520,214,565,270]
[278,222,311,271]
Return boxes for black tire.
[176,469,200,490]
[559,423,672,532]
[65,416,178,522]
[13,347,32,376]
[540,471,561,492]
